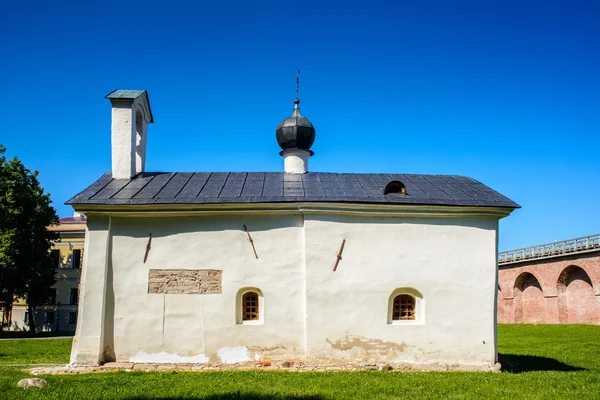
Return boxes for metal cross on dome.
[296,70,300,100]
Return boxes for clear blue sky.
[1,1,598,251]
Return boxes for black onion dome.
[276,99,315,155]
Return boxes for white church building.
[67,89,518,371]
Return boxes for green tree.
[0,145,59,334]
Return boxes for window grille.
[392,294,415,320]
[242,292,259,321]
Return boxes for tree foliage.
[0,145,59,333]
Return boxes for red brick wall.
[498,251,600,324]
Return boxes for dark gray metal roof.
[66,172,520,208]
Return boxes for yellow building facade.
[8,214,85,333]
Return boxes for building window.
[51,250,61,268]
[24,312,29,322]
[45,311,55,324]
[236,287,264,325]
[388,288,424,325]
[392,294,415,321]
[68,312,77,324]
[243,292,259,321]
[384,180,407,195]
[72,249,82,269]
[69,288,79,305]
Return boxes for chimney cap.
[105,89,154,122]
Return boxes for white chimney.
[105,90,154,179]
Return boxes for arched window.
[236,287,264,325]
[388,288,424,325]
[242,291,259,321]
[392,294,415,320]
[384,181,407,195]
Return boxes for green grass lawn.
[0,338,72,364]
[1,325,599,399]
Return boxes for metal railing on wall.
[498,234,600,265]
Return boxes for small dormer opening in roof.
[384,180,407,195]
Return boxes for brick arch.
[514,272,544,324]
[557,265,599,324]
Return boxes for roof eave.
[68,201,517,219]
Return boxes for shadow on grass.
[499,354,584,373]
[126,394,324,400]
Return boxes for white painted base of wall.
[130,352,209,363]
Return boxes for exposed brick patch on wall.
[148,269,222,294]
[498,251,600,324]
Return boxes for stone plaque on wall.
[148,269,222,294]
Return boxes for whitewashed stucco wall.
[71,208,501,369]
[108,214,306,363]
[303,214,498,367]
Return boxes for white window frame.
[387,287,425,325]
[235,287,264,325]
